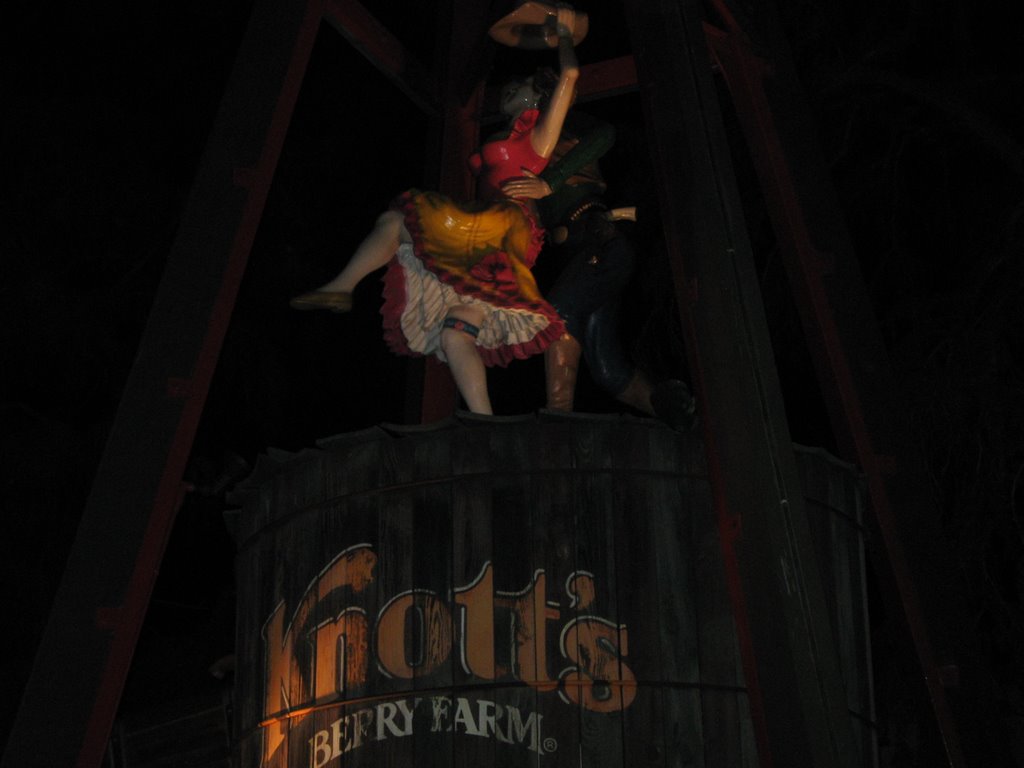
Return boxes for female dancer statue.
[290,6,581,415]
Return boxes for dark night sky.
[3,0,1023,764]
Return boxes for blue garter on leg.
[442,316,481,338]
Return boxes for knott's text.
[261,544,635,765]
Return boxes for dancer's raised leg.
[291,210,409,311]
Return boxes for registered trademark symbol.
[543,737,558,753]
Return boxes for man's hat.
[488,2,589,49]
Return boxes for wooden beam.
[322,0,440,116]
[622,0,859,765]
[0,1,323,766]
[415,0,495,422]
[574,23,721,102]
[577,54,638,101]
[708,23,989,768]
[483,30,723,116]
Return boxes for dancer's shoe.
[289,291,353,313]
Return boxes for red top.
[468,109,548,201]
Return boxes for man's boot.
[615,371,656,415]
[617,373,698,431]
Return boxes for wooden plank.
[541,426,587,768]
[794,448,877,766]
[503,24,735,108]
[645,452,706,768]
[610,427,672,768]
[604,426,716,767]
[411,441,456,768]
[577,55,638,102]
[621,0,858,765]
[685,433,752,768]
[450,473,499,765]
[572,426,626,768]
[490,430,547,768]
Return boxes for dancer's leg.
[440,305,492,415]
[545,332,583,411]
[316,210,410,293]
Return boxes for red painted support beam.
[417,0,491,422]
[322,0,439,116]
[623,0,859,765]
[706,25,990,767]
[1,1,324,766]
[577,54,638,101]
[320,0,457,425]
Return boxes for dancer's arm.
[530,8,579,160]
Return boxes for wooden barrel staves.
[228,413,875,768]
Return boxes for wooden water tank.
[229,413,874,767]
